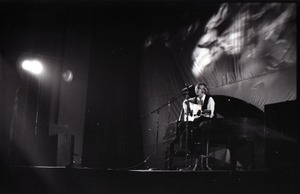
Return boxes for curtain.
[140,3,297,169]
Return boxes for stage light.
[21,59,43,75]
[62,70,73,83]
[20,58,44,136]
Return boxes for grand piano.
[163,95,265,170]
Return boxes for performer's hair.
[197,83,209,94]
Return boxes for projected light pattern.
[192,3,296,77]
[192,48,211,75]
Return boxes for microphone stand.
[142,93,183,168]
[141,94,183,119]
[183,87,191,168]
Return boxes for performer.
[166,83,215,170]
[181,83,215,170]
[182,83,215,121]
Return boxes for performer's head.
[195,83,208,97]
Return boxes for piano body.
[164,95,265,170]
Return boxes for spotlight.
[19,58,44,136]
[21,59,43,75]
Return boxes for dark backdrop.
[82,3,146,168]
[81,1,221,169]
[0,1,150,168]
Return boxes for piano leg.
[229,143,238,170]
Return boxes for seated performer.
[182,83,215,121]
[181,83,215,169]
[166,83,215,170]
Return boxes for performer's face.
[195,85,206,97]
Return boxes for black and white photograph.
[0,0,298,193]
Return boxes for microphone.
[182,84,193,92]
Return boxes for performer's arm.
[207,97,215,118]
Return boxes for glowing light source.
[21,59,43,75]
[62,70,73,83]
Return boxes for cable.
[110,123,190,171]
[111,141,168,171]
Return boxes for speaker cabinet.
[264,100,299,170]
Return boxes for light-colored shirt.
[182,94,215,121]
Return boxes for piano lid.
[209,95,265,141]
[212,95,264,119]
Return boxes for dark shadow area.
[0,167,299,194]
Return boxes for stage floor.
[1,166,299,194]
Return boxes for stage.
[1,166,299,194]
